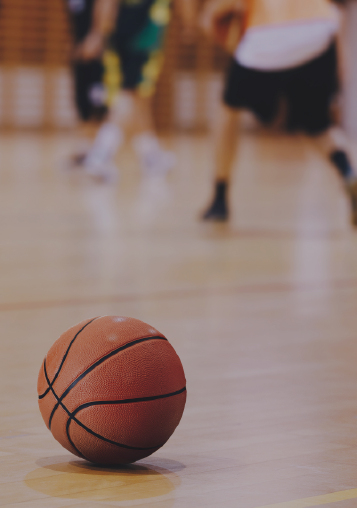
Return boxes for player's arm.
[175,0,198,32]
[200,0,246,39]
[92,0,119,37]
[172,0,200,44]
[76,0,120,61]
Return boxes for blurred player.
[80,0,197,181]
[66,0,116,165]
[201,0,357,226]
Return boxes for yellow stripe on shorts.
[103,50,121,106]
[138,50,164,97]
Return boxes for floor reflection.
[25,456,182,505]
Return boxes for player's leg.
[80,48,126,181]
[83,76,175,179]
[202,57,277,222]
[202,104,240,221]
[289,43,357,226]
[71,62,94,164]
[89,91,176,176]
[70,60,108,167]
[129,93,176,175]
[202,55,246,222]
[105,49,175,175]
[315,126,355,178]
[316,126,357,225]
[84,0,174,180]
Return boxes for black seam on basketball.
[66,414,162,451]
[66,418,87,461]
[38,317,99,400]
[66,387,186,451]
[44,360,71,429]
[44,361,171,451]
[47,336,167,427]
[72,387,187,415]
[48,397,60,429]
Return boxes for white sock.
[132,132,161,158]
[132,132,176,174]
[87,122,123,164]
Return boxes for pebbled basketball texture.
[37,316,187,465]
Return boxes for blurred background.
[0,0,232,132]
[0,0,356,134]
[2,3,357,506]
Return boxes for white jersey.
[234,0,340,71]
[235,19,339,71]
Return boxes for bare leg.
[203,104,240,221]
[313,126,357,226]
[314,126,349,161]
[81,91,134,180]
[130,95,155,135]
[108,92,155,135]
[115,93,175,174]
[109,91,137,130]
[214,104,240,181]
[84,90,175,178]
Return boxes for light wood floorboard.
[0,131,357,507]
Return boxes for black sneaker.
[330,150,353,179]
[330,151,357,226]
[202,181,229,221]
[202,198,228,221]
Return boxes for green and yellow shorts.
[104,0,172,101]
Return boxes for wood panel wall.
[0,0,227,131]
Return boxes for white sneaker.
[83,150,119,184]
[140,149,176,176]
[82,122,122,183]
[132,133,176,176]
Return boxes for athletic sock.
[215,181,227,203]
[132,132,176,174]
[133,132,160,155]
[86,122,123,166]
[202,181,229,221]
[83,123,122,182]
[330,150,355,181]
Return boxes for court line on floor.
[1,278,357,313]
[228,229,349,240]
[256,488,357,508]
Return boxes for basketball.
[37,316,187,465]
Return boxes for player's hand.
[75,31,105,61]
[180,21,198,45]
[199,0,242,38]
[199,4,215,38]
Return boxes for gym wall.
[0,0,228,131]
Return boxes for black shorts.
[73,61,107,122]
[66,0,96,43]
[224,43,339,135]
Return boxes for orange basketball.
[37,316,187,465]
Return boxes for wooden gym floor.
[1,130,357,508]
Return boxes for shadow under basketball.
[24,456,182,504]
